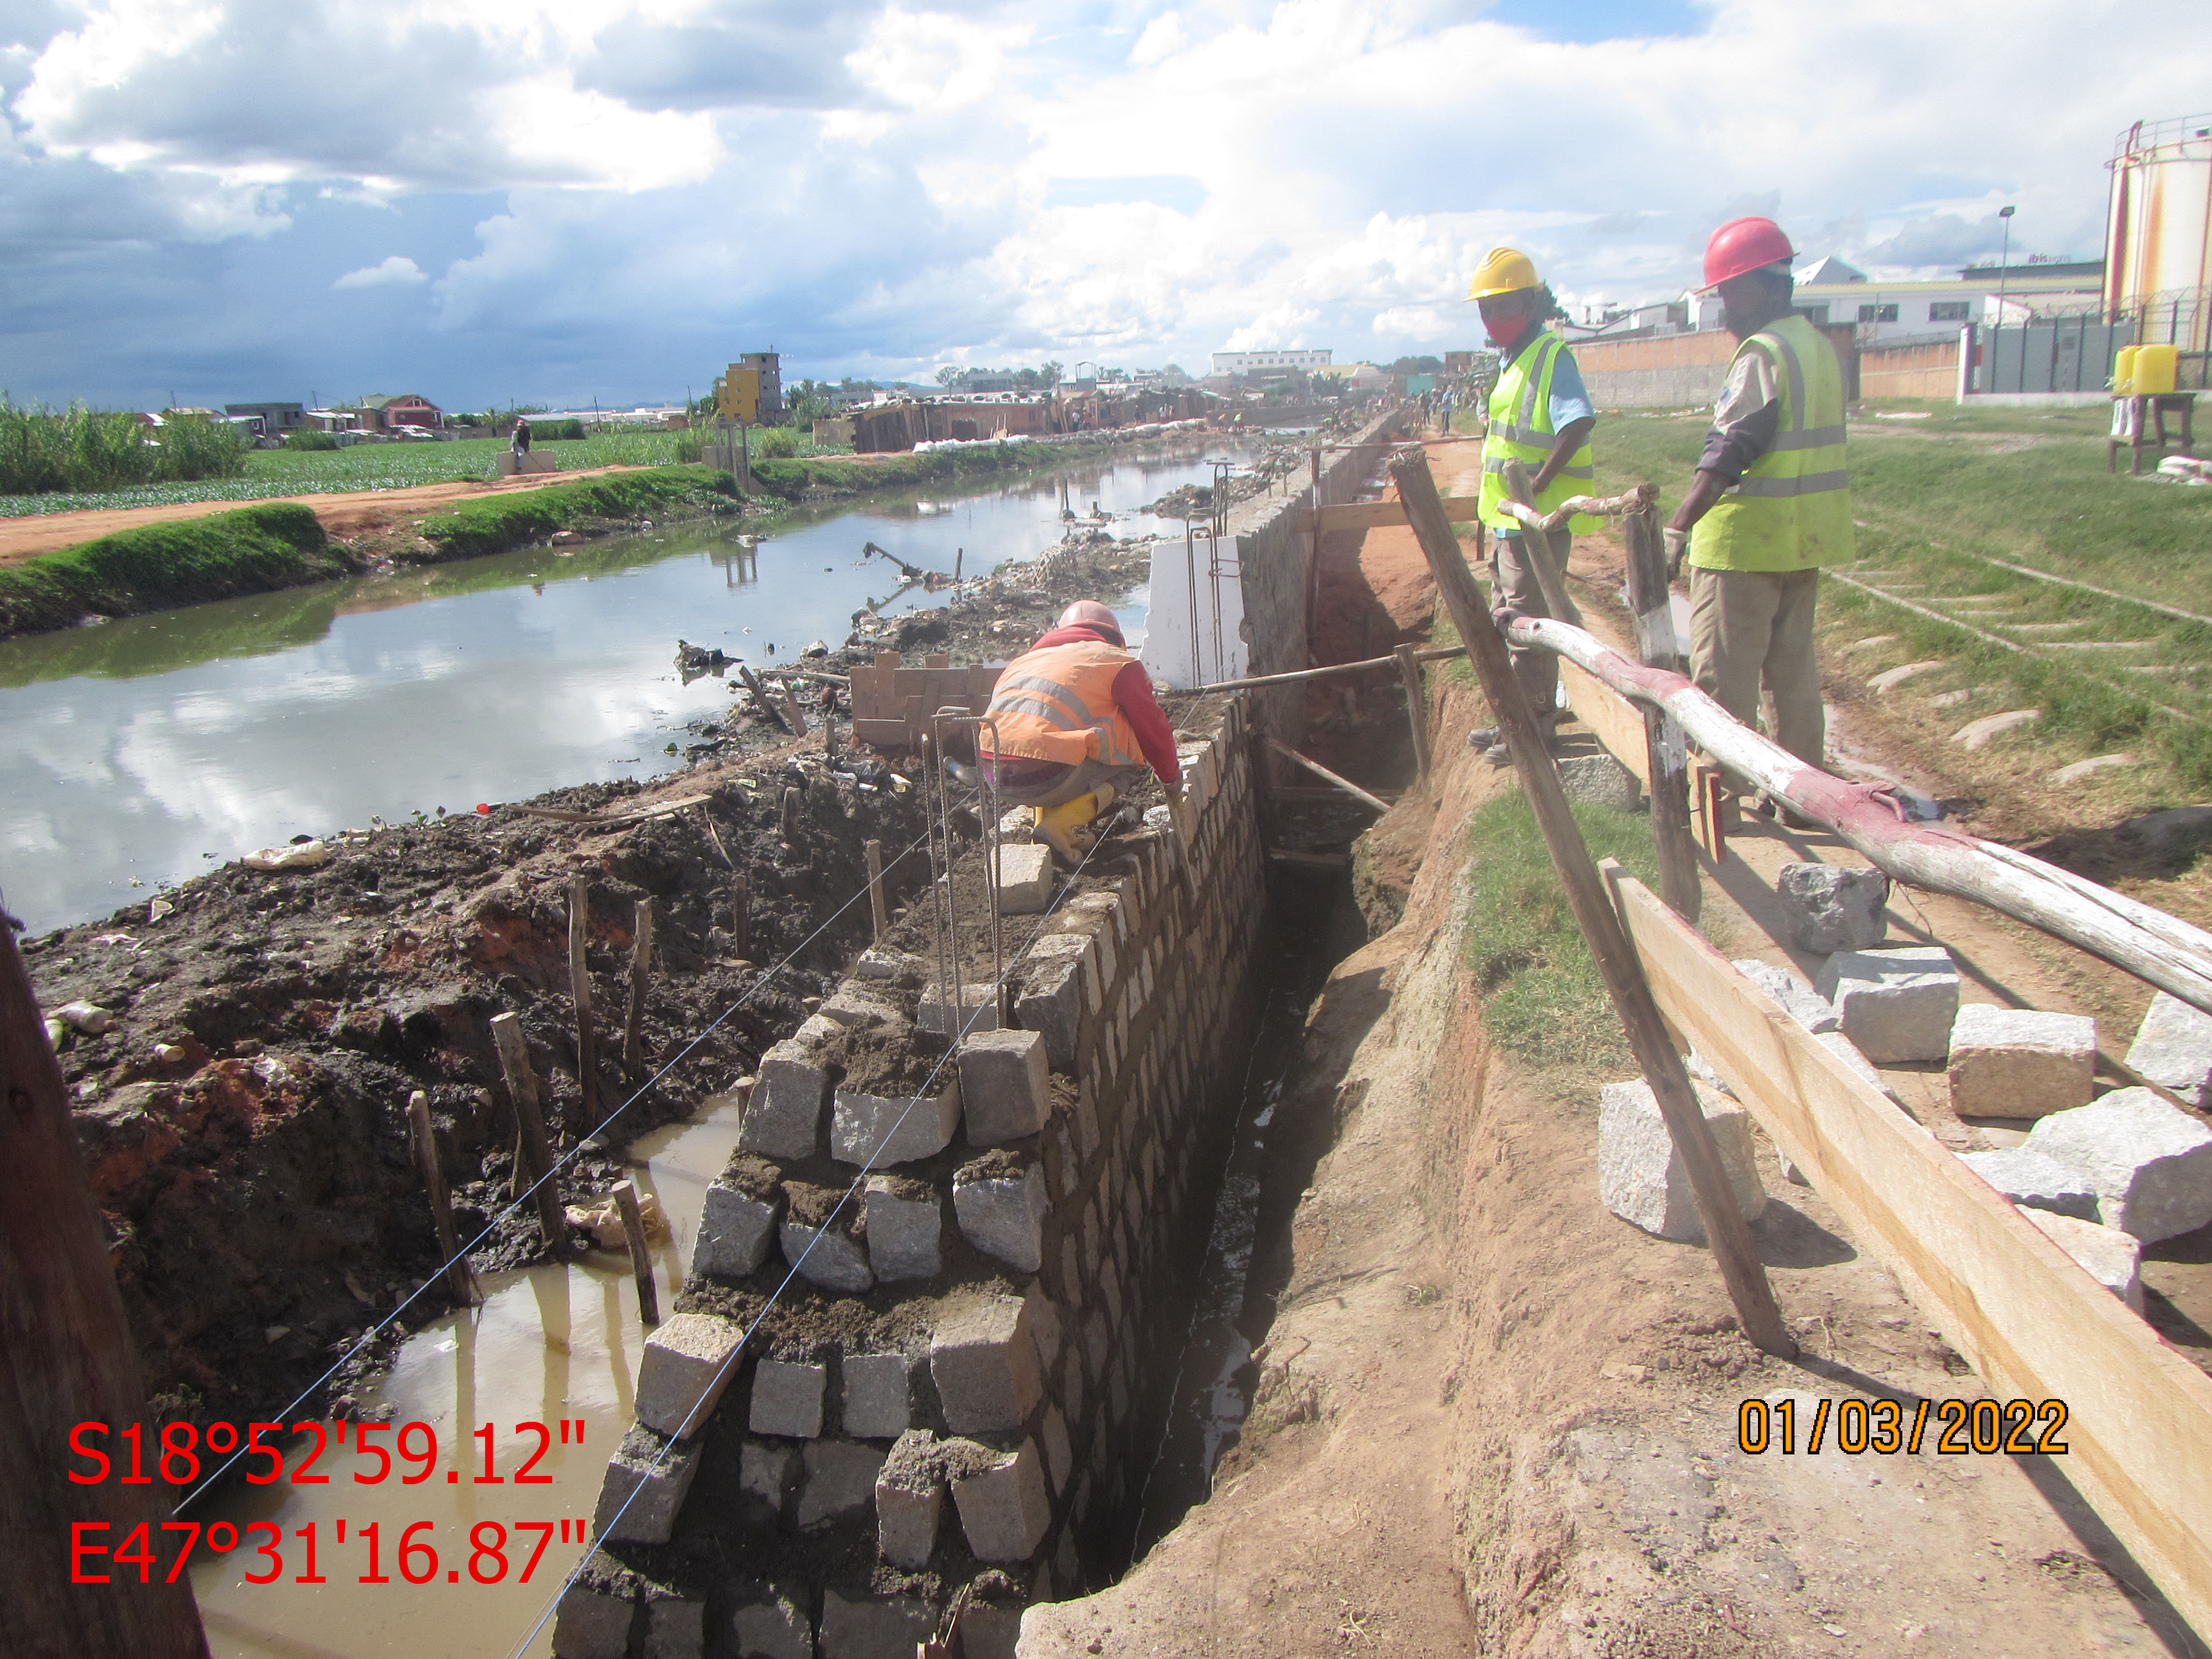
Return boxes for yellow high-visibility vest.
[983,641,1145,769]
[1689,315,1854,572]
[1479,330,1598,535]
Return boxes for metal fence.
[1974,317,2135,394]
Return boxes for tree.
[1042,360,1064,388]
[935,366,963,387]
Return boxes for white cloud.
[335,255,429,289]
[5,0,2212,408]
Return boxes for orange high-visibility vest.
[983,640,1146,768]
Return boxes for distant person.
[512,417,532,459]
[1465,246,1598,767]
[980,600,1182,863]
[1665,217,1853,775]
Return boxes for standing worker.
[1465,247,1599,766]
[980,600,1183,864]
[511,415,533,464]
[1664,217,1852,778]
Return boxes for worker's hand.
[1663,528,1689,581]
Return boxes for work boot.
[1467,725,1500,750]
[1032,792,1104,866]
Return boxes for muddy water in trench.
[187,1092,748,1657]
[0,444,1235,935]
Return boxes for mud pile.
[22,751,933,1431]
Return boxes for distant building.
[1210,348,1332,375]
[353,393,444,431]
[225,401,308,435]
[1691,257,2106,345]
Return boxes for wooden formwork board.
[849,650,1002,751]
[1559,660,1652,789]
[1309,495,1483,534]
[1605,866,2212,1643]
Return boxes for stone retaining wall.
[554,697,1268,1659]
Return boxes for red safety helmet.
[1699,216,1796,291]
[1056,598,1124,645]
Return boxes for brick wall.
[555,698,1269,1658]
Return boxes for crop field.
[0,427,837,518]
[1590,401,2212,817]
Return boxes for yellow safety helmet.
[1465,246,1540,301]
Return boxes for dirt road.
[0,464,655,567]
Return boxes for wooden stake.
[1262,734,1391,812]
[568,875,601,1128]
[782,685,809,736]
[1500,460,1582,628]
[781,786,804,846]
[611,1181,658,1325]
[0,926,212,1659]
[623,899,654,1079]
[739,665,792,733]
[1391,447,1796,1360]
[1623,503,1700,923]
[408,1091,477,1304]
[866,838,889,942]
[1393,644,1432,788]
[731,875,751,961]
[491,1012,568,1252]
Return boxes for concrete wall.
[1575,331,1737,410]
[1860,337,1960,400]
[1226,403,1409,747]
[555,700,1269,1658]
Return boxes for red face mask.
[1481,301,1532,351]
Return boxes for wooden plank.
[0,926,212,1659]
[1610,869,2212,1640]
[1559,660,1652,787]
[1313,495,1482,533]
[1391,447,1796,1359]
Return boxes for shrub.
[528,418,587,441]
[0,398,250,494]
[285,430,340,451]
[753,426,804,460]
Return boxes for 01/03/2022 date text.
[1737,1397,2069,1456]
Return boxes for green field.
[1587,405,2212,797]
[0,429,846,518]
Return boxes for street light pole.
[1995,204,2017,325]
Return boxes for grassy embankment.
[0,467,742,639]
[1589,405,2212,821]
[1461,792,1657,1096]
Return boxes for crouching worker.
[980,600,1183,863]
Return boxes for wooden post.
[1390,447,1797,1360]
[782,685,809,736]
[408,1091,477,1305]
[781,786,804,846]
[0,928,213,1659]
[739,666,792,734]
[623,899,654,1079]
[954,547,963,583]
[1393,644,1432,788]
[1500,460,1582,627]
[567,875,602,1128]
[491,1013,568,1251]
[1623,503,1700,923]
[731,875,751,961]
[611,1181,659,1325]
[866,838,889,942]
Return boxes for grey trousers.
[1491,531,1578,729]
[984,757,1148,810]
[1688,566,1824,766]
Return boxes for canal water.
[0,442,1234,936]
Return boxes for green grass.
[1461,791,1656,1089]
[1587,409,2212,794]
[418,465,742,558]
[0,429,850,517]
[0,504,340,637]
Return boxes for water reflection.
[189,1091,748,1658]
[0,445,1233,932]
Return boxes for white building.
[1686,256,2106,345]
[1210,348,1333,375]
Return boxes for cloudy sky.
[3,0,2208,412]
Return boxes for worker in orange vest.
[980,600,1184,863]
